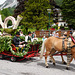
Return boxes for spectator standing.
[42,36,47,42]
[32,32,35,38]
[32,34,38,42]
[25,31,32,42]
[55,33,59,37]
[20,31,25,36]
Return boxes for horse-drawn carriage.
[0,31,75,70]
[0,36,42,62]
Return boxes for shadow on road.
[37,60,75,71]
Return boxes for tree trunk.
[26,27,28,34]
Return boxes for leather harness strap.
[62,38,65,51]
[52,39,66,56]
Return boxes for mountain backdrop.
[0,0,63,10]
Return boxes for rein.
[71,36,75,44]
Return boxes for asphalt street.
[0,56,75,75]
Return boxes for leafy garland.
[0,36,12,53]
[28,40,42,51]
[9,44,30,57]
[0,36,42,57]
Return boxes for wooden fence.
[35,30,75,38]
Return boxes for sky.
[0,0,6,4]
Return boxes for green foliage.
[62,0,75,29]
[0,37,12,53]
[1,8,11,18]
[0,36,42,57]
[8,7,15,15]
[21,0,53,31]
[19,36,25,41]
[54,0,63,6]
[4,29,16,34]
[0,7,14,21]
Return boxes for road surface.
[0,56,75,75]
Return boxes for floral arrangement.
[0,36,42,57]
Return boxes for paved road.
[0,56,75,75]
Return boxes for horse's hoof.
[63,62,67,65]
[66,67,70,70]
[49,60,52,62]
[46,66,49,68]
[53,63,55,66]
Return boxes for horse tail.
[40,41,45,59]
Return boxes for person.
[32,32,35,38]
[63,31,67,38]
[32,34,38,42]
[55,33,59,37]
[52,31,56,36]
[42,36,47,42]
[25,31,32,42]
[19,29,21,33]
[13,32,25,49]
[72,31,75,39]
[69,31,72,37]
[0,30,2,36]
[20,31,25,36]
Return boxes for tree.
[13,0,25,18]
[54,0,63,6]
[0,8,14,27]
[62,0,75,29]
[20,0,53,32]
[1,8,11,18]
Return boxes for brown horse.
[40,36,75,70]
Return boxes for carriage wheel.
[0,54,5,59]
[10,56,16,62]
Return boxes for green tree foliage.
[0,7,14,20]
[1,8,11,18]
[54,0,63,6]
[0,8,15,27]
[21,0,53,32]
[8,7,15,15]
[62,0,75,29]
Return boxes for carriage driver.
[13,32,25,52]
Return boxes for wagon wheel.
[10,56,16,62]
[0,54,5,59]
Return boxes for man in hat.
[25,31,32,42]
[13,32,25,48]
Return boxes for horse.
[40,34,75,70]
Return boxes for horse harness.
[52,37,75,56]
